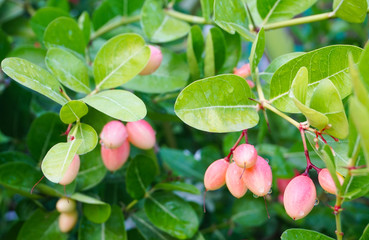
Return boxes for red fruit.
[56,198,76,213]
[100,121,128,149]
[59,155,80,185]
[59,211,78,233]
[101,140,130,171]
[204,159,229,191]
[232,144,257,169]
[283,175,316,220]
[139,45,163,75]
[126,120,156,150]
[233,63,251,78]
[318,168,344,195]
[226,162,248,198]
[242,156,272,196]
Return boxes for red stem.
[300,125,321,174]
[225,130,248,161]
[31,176,44,194]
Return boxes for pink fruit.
[100,121,128,149]
[242,156,272,196]
[246,80,255,88]
[226,162,248,198]
[59,155,80,185]
[139,45,163,75]
[232,144,257,169]
[204,159,229,191]
[56,198,76,213]
[126,120,156,150]
[318,168,344,195]
[283,175,316,220]
[233,63,251,78]
[58,211,78,233]
[101,140,130,171]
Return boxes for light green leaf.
[1,57,67,105]
[59,100,89,124]
[78,11,91,44]
[45,48,90,94]
[350,54,369,110]
[204,27,226,77]
[83,90,146,122]
[43,17,86,55]
[249,27,265,72]
[270,45,362,113]
[359,224,369,240]
[200,0,214,22]
[41,139,82,183]
[281,228,334,240]
[187,25,204,80]
[333,0,368,23]
[175,74,258,133]
[141,0,190,43]
[68,123,98,155]
[154,182,201,195]
[71,193,111,224]
[93,33,150,90]
[124,48,189,93]
[358,41,369,89]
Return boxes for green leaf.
[126,155,158,199]
[257,0,317,24]
[141,0,190,43]
[187,25,204,80]
[41,139,82,183]
[249,27,265,72]
[45,48,90,94]
[0,151,35,165]
[27,112,66,162]
[83,90,146,122]
[154,182,200,195]
[0,29,10,61]
[59,100,89,124]
[17,210,67,240]
[231,196,267,227]
[200,0,214,22]
[124,48,189,93]
[0,1,23,24]
[144,192,199,239]
[320,144,342,192]
[93,33,150,90]
[1,57,68,105]
[71,193,111,224]
[8,47,47,68]
[79,205,127,240]
[271,148,294,178]
[333,0,368,23]
[68,123,98,155]
[358,41,369,90]
[204,27,226,77]
[359,223,369,240]
[218,31,241,74]
[270,45,362,113]
[175,74,259,133]
[36,181,76,197]
[46,0,69,12]
[213,0,254,41]
[78,11,91,44]
[43,17,86,55]
[349,54,369,110]
[281,228,334,240]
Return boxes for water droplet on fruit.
[253,194,259,198]
[314,198,319,206]
[265,158,269,163]
[268,189,272,195]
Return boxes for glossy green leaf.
[68,123,98,155]
[36,181,76,197]
[92,1,119,31]
[270,45,362,113]
[249,27,265,72]
[72,193,112,224]
[93,33,150,90]
[359,223,369,240]
[200,0,214,22]
[1,57,67,105]
[79,205,126,240]
[175,74,259,133]
[144,192,199,239]
[124,48,189,93]
[45,48,90,94]
[204,27,226,77]
[41,139,82,183]
[0,151,35,165]
[257,0,317,24]
[358,41,369,89]
[126,155,158,199]
[59,100,89,124]
[219,31,241,74]
[46,0,69,12]
[231,197,267,227]
[320,144,342,192]
[78,11,91,44]
[333,0,368,23]
[281,228,334,240]
[187,25,204,80]
[154,182,200,195]
[141,0,190,43]
[8,47,47,68]
[83,90,146,122]
[350,54,369,110]
[43,17,86,55]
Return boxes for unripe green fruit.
[226,162,248,198]
[242,156,272,196]
[126,120,156,150]
[58,210,78,233]
[139,45,163,75]
[100,120,128,149]
[56,198,76,213]
[204,158,229,191]
[318,168,344,194]
[101,139,130,171]
[59,155,80,185]
[232,144,257,169]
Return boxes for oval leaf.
[60,100,89,124]
[333,0,368,23]
[68,123,98,155]
[281,228,334,240]
[71,193,111,224]
[204,27,226,77]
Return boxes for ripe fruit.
[232,143,257,169]
[204,158,229,191]
[56,198,76,213]
[100,120,128,149]
[101,139,130,171]
[318,168,344,194]
[126,120,156,150]
[283,175,316,220]
[226,162,248,198]
[242,156,272,196]
[59,155,80,185]
[58,210,78,233]
[233,63,251,78]
[139,45,163,75]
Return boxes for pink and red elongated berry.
[226,162,248,198]
[204,158,229,191]
[126,120,156,150]
[318,168,344,194]
[58,211,78,233]
[139,45,163,75]
[56,198,76,213]
[283,175,316,220]
[100,120,128,149]
[233,63,251,78]
[101,139,130,171]
[242,156,272,196]
[232,143,257,169]
[59,155,80,185]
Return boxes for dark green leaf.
[204,27,226,77]
[187,25,204,80]
[359,223,369,240]
[46,0,69,12]
[231,196,267,227]
[8,47,47,68]
[0,1,23,23]
[154,182,200,195]
[219,31,241,74]
[271,148,294,178]
[0,29,10,61]
[281,228,334,240]
[0,151,35,165]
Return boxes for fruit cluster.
[56,198,78,233]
